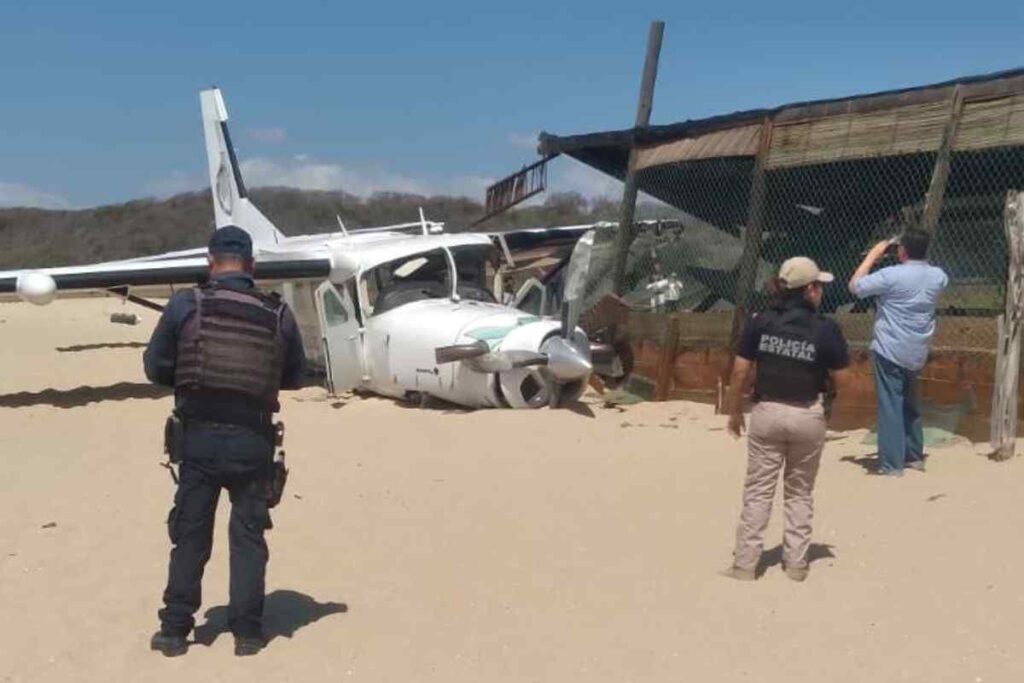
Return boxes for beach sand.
[1,298,1022,682]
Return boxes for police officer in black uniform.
[723,256,850,582]
[145,226,306,656]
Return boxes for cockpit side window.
[450,244,498,304]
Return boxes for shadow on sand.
[756,543,836,577]
[55,341,147,353]
[839,453,880,473]
[0,382,170,408]
[193,590,348,647]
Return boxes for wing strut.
[107,287,165,312]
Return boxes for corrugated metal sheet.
[766,101,950,169]
[633,124,761,170]
[955,95,1024,150]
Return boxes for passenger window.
[323,289,349,326]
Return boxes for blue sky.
[2,0,1023,209]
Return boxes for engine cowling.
[16,272,57,306]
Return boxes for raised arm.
[848,239,895,296]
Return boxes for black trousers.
[159,422,274,638]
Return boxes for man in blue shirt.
[849,228,949,476]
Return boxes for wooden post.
[611,21,665,296]
[921,85,965,233]
[990,190,1024,460]
[654,314,681,401]
[718,118,774,400]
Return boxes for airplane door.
[314,281,362,394]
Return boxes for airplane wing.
[0,247,333,307]
[483,222,610,253]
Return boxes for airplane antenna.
[336,215,349,237]
[418,207,429,236]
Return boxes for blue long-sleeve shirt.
[144,273,306,408]
[851,260,948,371]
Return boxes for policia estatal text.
[145,226,305,657]
[724,257,850,582]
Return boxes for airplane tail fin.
[199,88,284,246]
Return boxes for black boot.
[234,635,266,657]
[150,631,188,657]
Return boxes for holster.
[265,421,287,508]
[266,457,288,509]
[163,412,185,464]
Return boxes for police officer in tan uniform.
[145,227,306,656]
[723,257,850,582]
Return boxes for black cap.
[208,225,253,260]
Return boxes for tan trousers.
[733,400,826,572]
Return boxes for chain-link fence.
[535,74,1024,426]
[581,141,1024,357]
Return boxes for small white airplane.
[0,88,626,409]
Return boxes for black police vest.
[753,304,828,403]
[174,283,286,413]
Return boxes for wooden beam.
[990,190,1024,460]
[721,117,774,391]
[654,314,681,401]
[611,21,665,295]
[921,85,966,233]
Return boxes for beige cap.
[778,256,834,289]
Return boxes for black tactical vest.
[753,302,828,403]
[174,283,286,411]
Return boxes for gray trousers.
[733,400,826,571]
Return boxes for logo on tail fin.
[215,158,233,215]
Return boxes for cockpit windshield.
[361,244,498,316]
[362,249,451,316]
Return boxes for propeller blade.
[466,350,548,373]
[435,341,489,364]
[561,230,595,337]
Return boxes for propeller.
[433,229,615,408]
[543,230,595,407]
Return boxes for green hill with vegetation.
[0,188,623,269]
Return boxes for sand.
[1,297,1023,682]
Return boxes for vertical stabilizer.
[199,88,284,246]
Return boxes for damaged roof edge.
[539,66,1024,156]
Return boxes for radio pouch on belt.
[163,413,185,464]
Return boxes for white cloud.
[0,181,71,209]
[246,127,288,144]
[142,156,628,207]
[548,160,624,199]
[239,156,494,199]
[507,132,540,151]
[145,171,203,198]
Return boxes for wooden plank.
[625,311,733,346]
[633,124,761,170]
[766,101,949,169]
[990,190,1024,460]
[654,315,681,401]
[922,86,966,233]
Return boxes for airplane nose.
[543,336,592,382]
